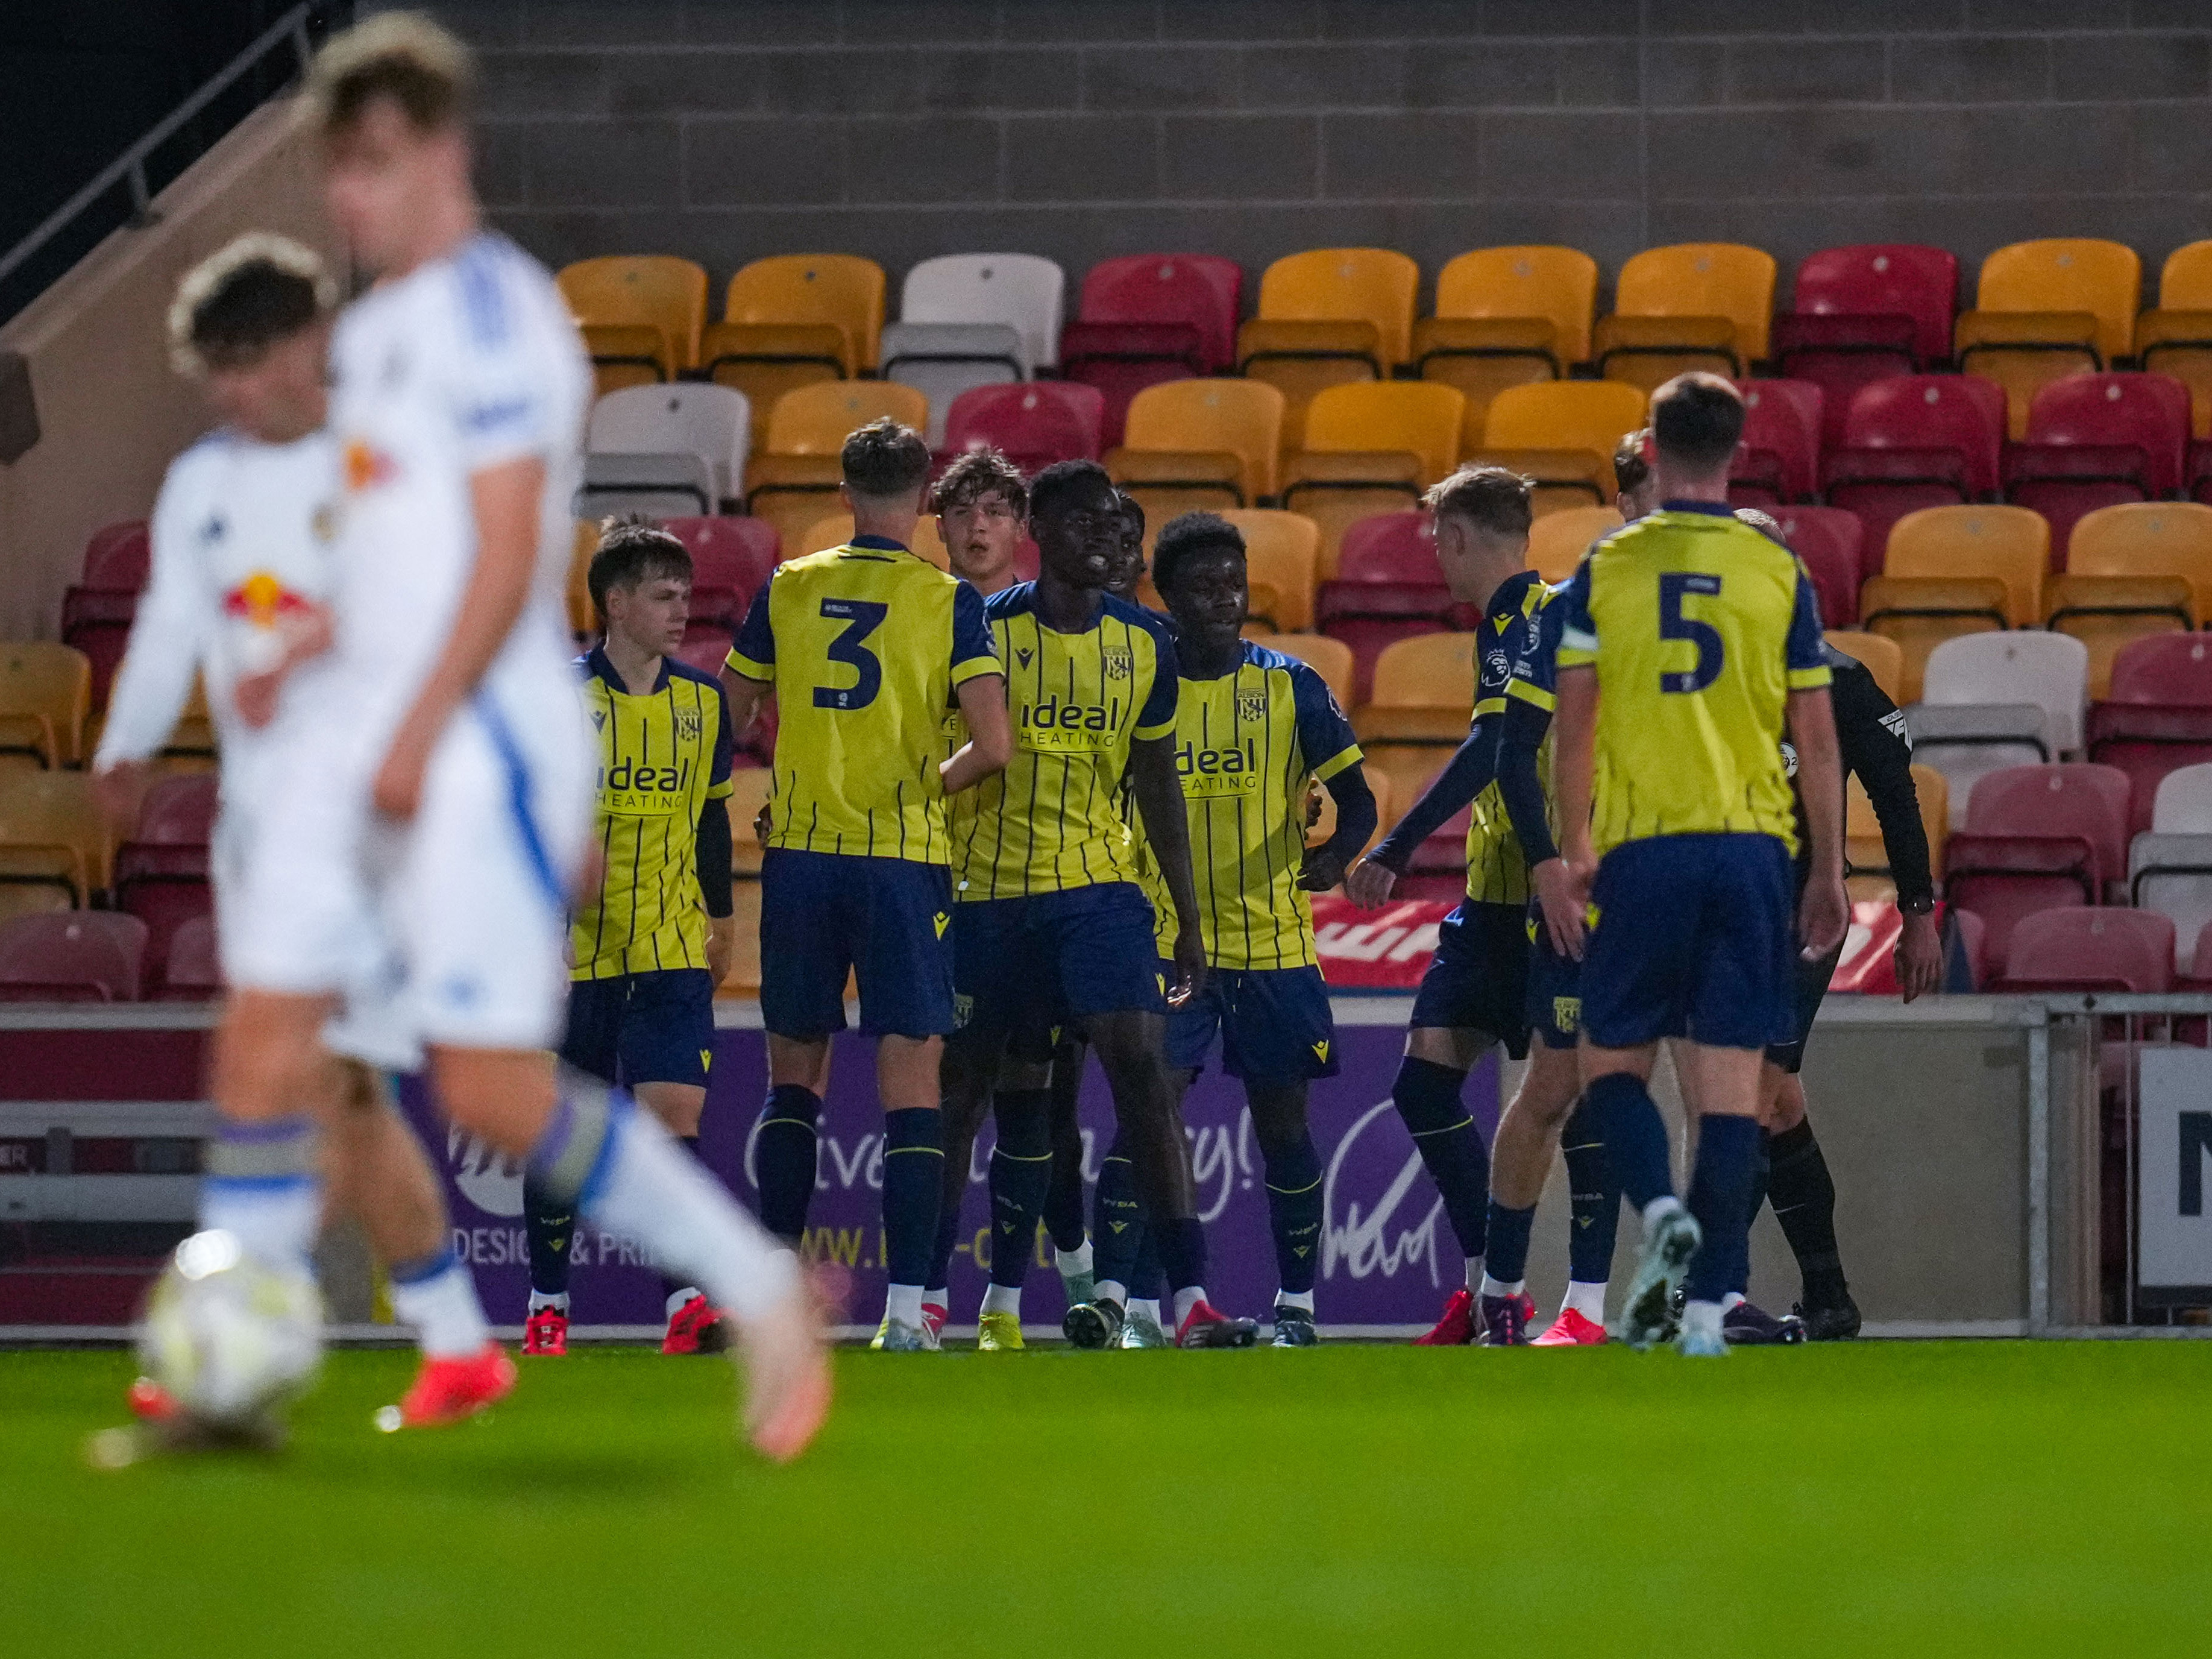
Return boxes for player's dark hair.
[1613,429,1651,498]
[1116,490,1145,539]
[307,12,474,136]
[1028,458,1115,526]
[841,417,932,500]
[1650,373,1745,471]
[1152,511,1245,595]
[930,445,1027,517]
[1734,507,1791,549]
[169,238,333,376]
[588,514,692,625]
[1424,464,1533,538]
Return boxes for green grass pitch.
[4,1341,2206,1655]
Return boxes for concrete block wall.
[343,1,2212,312]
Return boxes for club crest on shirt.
[1102,647,1132,682]
[310,503,337,543]
[1237,689,1267,724]
[342,437,397,493]
[674,707,702,742]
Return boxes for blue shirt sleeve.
[1289,661,1361,781]
[1554,558,1598,669]
[948,579,1001,682]
[708,678,735,789]
[1136,615,1180,737]
[1787,571,1828,670]
[727,581,775,680]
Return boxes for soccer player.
[1551,373,1849,1357]
[935,460,1254,1350]
[935,447,1029,599]
[1613,428,1659,520]
[1123,511,1378,1347]
[722,417,1012,1353]
[92,233,503,1428]
[287,16,827,1456]
[1341,466,1549,1344]
[521,518,740,1358]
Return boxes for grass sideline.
[4,1343,2205,1655]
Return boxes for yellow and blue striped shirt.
[1463,568,1551,905]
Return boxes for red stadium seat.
[0,911,147,1002]
[941,383,1105,476]
[1317,513,1459,700]
[1730,379,1823,506]
[671,630,737,680]
[1398,804,1474,900]
[1789,244,1961,367]
[2107,632,2212,707]
[2005,374,2193,563]
[1335,512,1443,585]
[159,913,222,1001]
[1993,907,2175,993]
[1058,324,1201,452]
[63,521,153,711]
[1770,506,1864,626]
[658,515,780,629]
[2087,634,2212,834]
[1078,254,1242,373]
[113,774,215,991]
[1825,376,2006,583]
[81,521,151,590]
[1943,763,2131,965]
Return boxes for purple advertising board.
[404,1005,1497,1333]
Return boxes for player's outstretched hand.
[1799,876,1849,961]
[231,669,283,730]
[1344,855,1397,910]
[90,759,148,833]
[1297,846,1347,893]
[1530,857,1585,962]
[1894,907,1943,1003]
[1167,928,1208,1009]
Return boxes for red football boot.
[521,1306,568,1357]
[1175,1299,1260,1349]
[1415,1288,1476,1345]
[126,1376,181,1424]
[380,1342,516,1431]
[920,1300,947,1344]
[1531,1308,1609,1347]
[662,1292,732,1355]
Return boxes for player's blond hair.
[166,233,336,379]
[304,11,474,136]
[1424,464,1533,538]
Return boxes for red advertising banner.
[1310,895,1453,988]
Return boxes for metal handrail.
[0,3,319,291]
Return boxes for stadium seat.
[1331,512,1438,584]
[1236,319,1381,461]
[0,911,146,1003]
[882,323,1022,445]
[1911,632,2087,824]
[1058,324,1201,453]
[586,384,749,512]
[1858,579,2005,705]
[2154,761,2212,830]
[1592,313,1738,393]
[80,520,151,590]
[717,252,885,374]
[1317,553,1456,707]
[1477,380,1648,511]
[2003,373,2193,561]
[1258,248,1420,370]
[1219,509,1321,632]
[1788,243,1959,368]
[1356,632,1479,801]
[1529,504,1621,584]
[0,644,91,769]
[1116,378,1285,506]
[1954,313,2099,441]
[1770,313,1916,455]
[1824,376,2007,582]
[1434,245,1598,367]
[1975,239,2142,376]
[558,256,709,385]
[1885,503,2049,625]
[113,773,214,991]
[1824,629,1905,705]
[697,328,840,458]
[796,511,950,571]
[2130,767,2212,967]
[2068,502,2212,620]
[658,517,779,631]
[160,913,221,1000]
[2087,634,2212,835]
[1286,382,1466,575]
[940,382,1105,475]
[746,380,931,553]
[1612,243,1777,364]
[1413,321,1555,456]
[1077,254,1242,374]
[1732,379,1823,507]
[1944,763,2131,965]
[1993,906,2174,993]
[1777,507,1866,628]
[1245,632,1354,710]
[61,523,150,704]
[576,451,714,521]
[897,253,1063,373]
[1845,762,1948,899]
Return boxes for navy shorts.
[1579,833,1797,1051]
[952,883,1165,1041]
[1166,964,1339,1086]
[1765,939,1844,1074]
[561,968,715,1090]
[1409,899,1531,1060]
[1524,904,1583,1052]
[759,848,955,1039]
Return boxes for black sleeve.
[1314,762,1379,869]
[695,795,734,919]
[1494,696,1557,869]
[1833,660,1933,904]
[1367,722,1500,872]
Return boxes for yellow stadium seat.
[1847,763,1949,892]
[1115,476,1243,533]
[1480,380,1647,499]
[698,325,842,453]
[558,256,709,374]
[727,770,774,877]
[2132,310,2212,438]
[2043,578,2191,698]
[1236,320,1380,462]
[0,770,109,902]
[1885,504,2049,625]
[1258,248,1421,368]
[1298,381,1467,487]
[1613,243,1777,362]
[580,324,673,395]
[1528,504,1623,583]
[1823,629,1905,705]
[1246,631,1354,710]
[1306,768,1392,849]
[2067,502,2212,622]
[1120,379,1285,503]
[747,382,932,540]
[1434,245,1599,367]
[1953,309,2100,439]
[0,884,74,926]
[721,878,763,996]
[1369,632,1478,710]
[1591,313,1740,392]
[0,644,90,769]
[723,254,886,373]
[798,511,949,571]
[566,520,598,637]
[1857,578,2009,704]
[1219,509,1321,632]
[1976,238,2141,368]
[1413,322,1557,455]
[1360,746,1450,835]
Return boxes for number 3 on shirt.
[1657,572,1723,694]
[814,597,888,711]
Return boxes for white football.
[139,1230,324,1429]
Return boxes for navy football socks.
[1483,1200,1536,1287]
[1684,1113,1761,1306]
[523,1168,575,1301]
[1042,1088,1089,1255]
[881,1107,942,1290]
[1261,1130,1325,1297]
[1389,1056,1491,1259]
[1767,1116,1849,1302]
[1560,1098,1621,1284]
[1092,1140,1145,1294]
[752,1083,820,1244]
[1582,1072,1673,1214]
[985,1088,1053,1288]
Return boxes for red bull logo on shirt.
[1017,692,1123,753]
[221,570,315,631]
